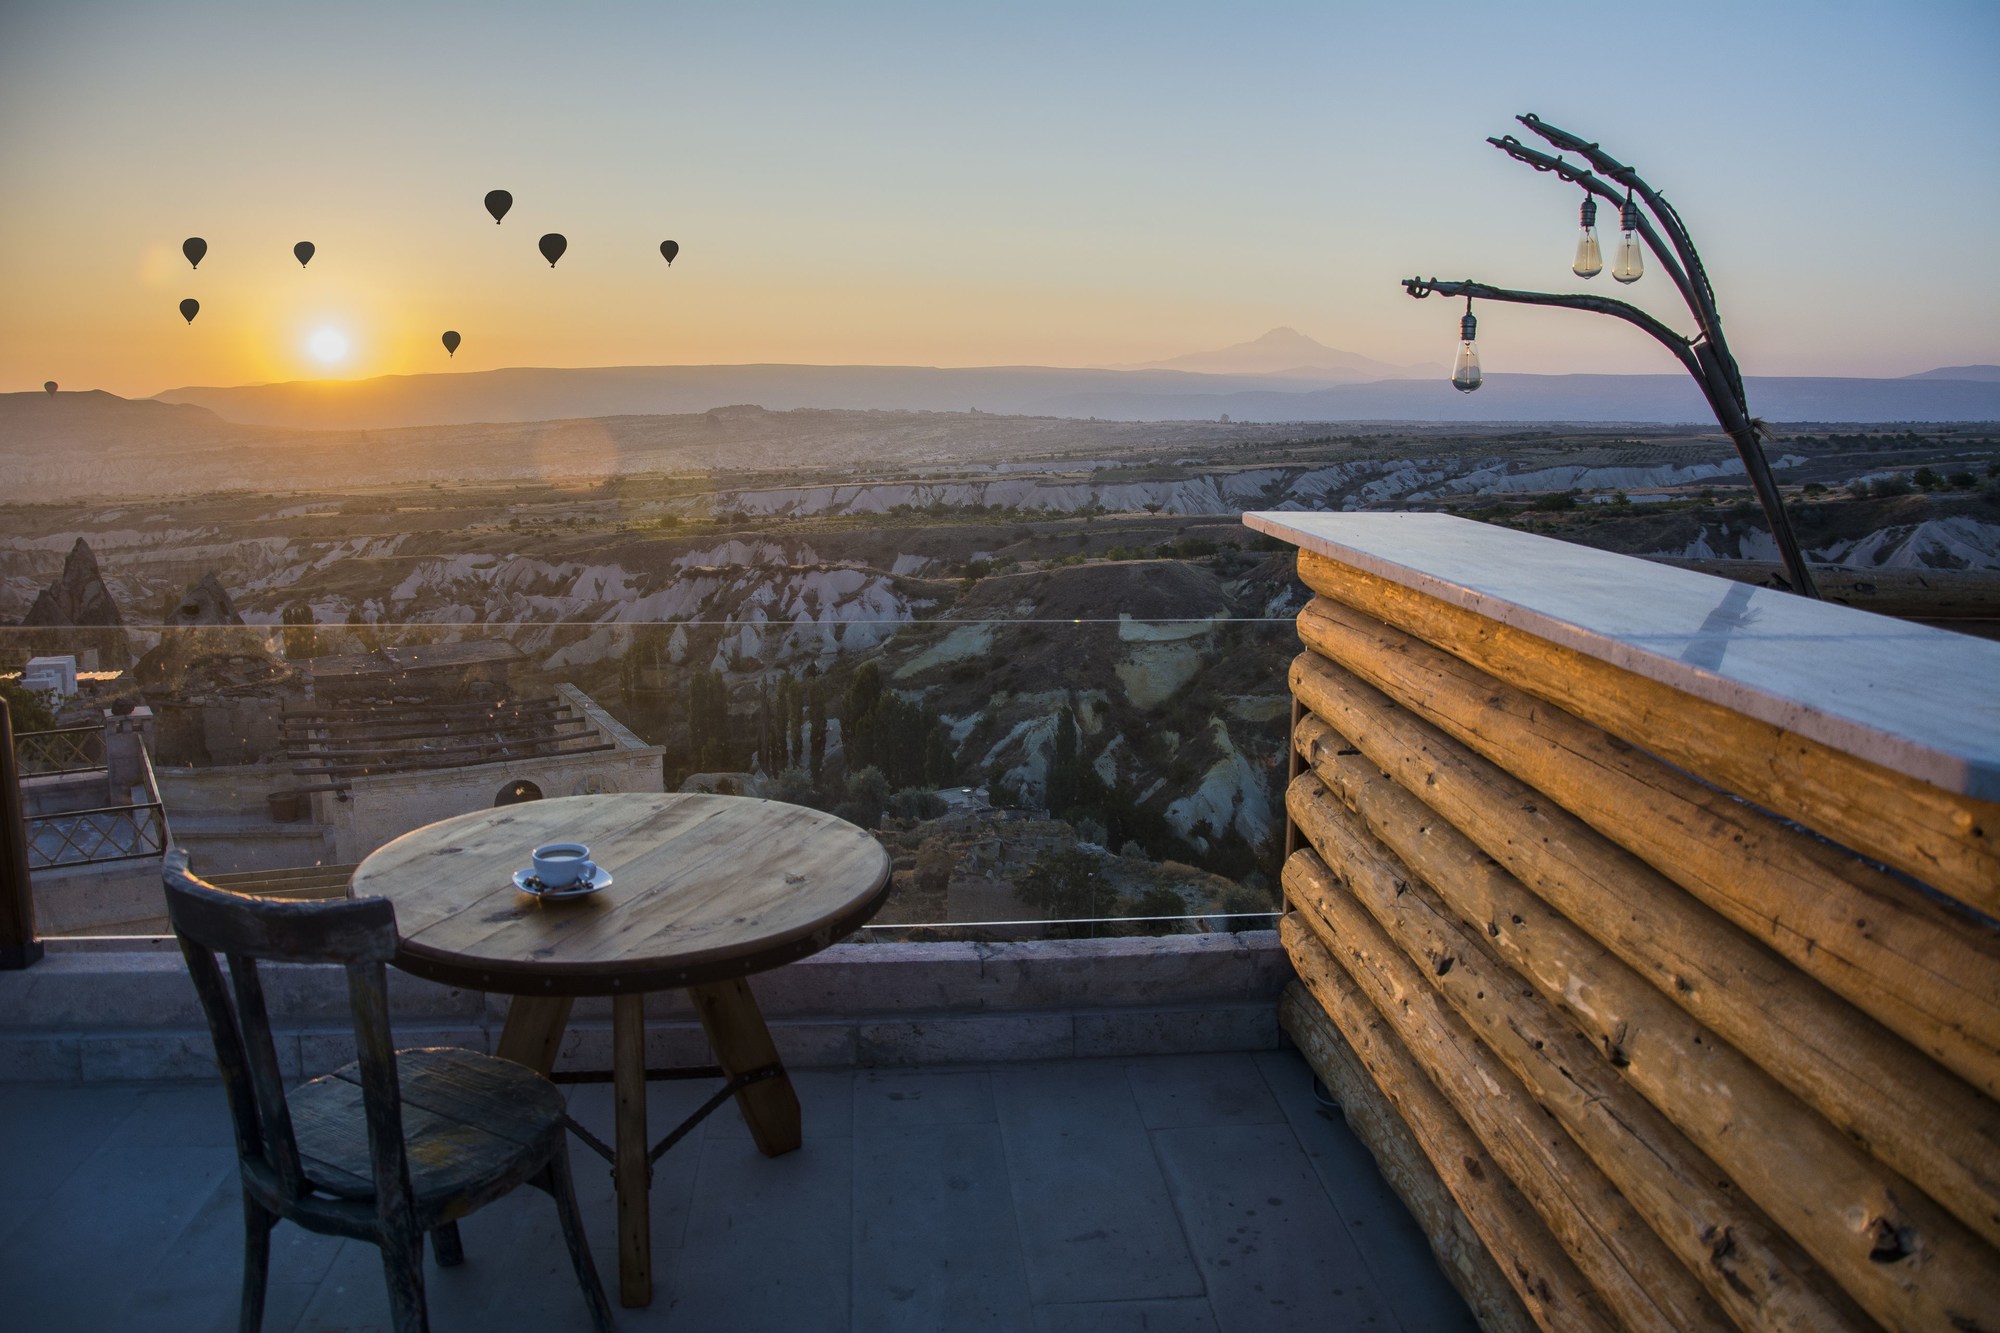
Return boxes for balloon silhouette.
[182,237,207,270]
[484,190,512,224]
[179,298,200,324]
[293,241,315,267]
[442,330,461,358]
[44,381,57,396]
[659,239,679,266]
[538,233,567,267]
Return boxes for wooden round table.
[352,792,892,1307]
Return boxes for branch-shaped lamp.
[1407,115,1820,598]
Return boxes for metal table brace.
[556,1062,786,1181]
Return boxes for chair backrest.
[163,850,412,1218]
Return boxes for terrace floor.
[0,1050,1474,1332]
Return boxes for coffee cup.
[531,842,594,889]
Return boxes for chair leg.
[430,1221,464,1268]
[545,1146,616,1333]
[239,1191,276,1333]
[380,1234,431,1333]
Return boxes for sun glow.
[306,326,350,365]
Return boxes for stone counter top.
[1245,510,2000,799]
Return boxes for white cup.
[531,842,594,889]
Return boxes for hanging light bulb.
[1573,197,1603,278]
[1612,194,1644,284]
[1451,302,1482,393]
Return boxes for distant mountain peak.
[1904,364,2000,382]
[1133,328,1438,382]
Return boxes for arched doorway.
[495,779,544,807]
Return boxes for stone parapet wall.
[0,932,1288,1083]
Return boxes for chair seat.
[291,1047,567,1217]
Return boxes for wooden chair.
[162,850,614,1333]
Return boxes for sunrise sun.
[306,326,350,365]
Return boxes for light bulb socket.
[1459,311,1477,341]
[1620,198,1641,232]
[1580,197,1597,227]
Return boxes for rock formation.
[161,571,246,627]
[22,538,122,627]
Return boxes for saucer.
[512,866,611,900]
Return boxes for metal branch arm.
[1484,135,1702,319]
[1401,277,1702,377]
[1514,114,1740,399]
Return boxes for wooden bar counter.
[1244,510,2000,1333]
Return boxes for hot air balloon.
[44,381,57,396]
[538,233,567,267]
[442,330,461,358]
[294,241,315,267]
[183,237,207,270]
[659,239,679,266]
[179,298,200,324]
[484,190,512,224]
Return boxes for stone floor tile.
[703,1067,855,1142]
[114,1080,239,1148]
[993,1061,1204,1305]
[139,1170,345,1296]
[0,1082,141,1204]
[665,1131,855,1329]
[853,1122,1032,1331]
[0,1138,235,1290]
[1034,1297,1222,1333]
[0,1057,1476,1332]
[1123,1053,1285,1129]
[1153,1122,1396,1333]
[1254,1050,1477,1333]
[853,1068,995,1129]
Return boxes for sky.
[2,0,1996,396]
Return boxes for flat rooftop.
[0,1051,1472,1332]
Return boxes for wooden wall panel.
[1294,549,2000,916]
[1283,859,1730,1333]
[1288,650,2000,1255]
[1293,593,2000,1102]
[1293,764,2000,1331]
[1276,980,1555,1333]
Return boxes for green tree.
[807,677,827,780]
[688,669,733,771]
[843,662,885,773]
[280,601,318,659]
[1017,848,1103,939]
[0,678,58,732]
[1046,707,1080,814]
[841,766,891,827]
[344,606,378,653]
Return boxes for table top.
[1243,510,2000,799]
[352,793,893,996]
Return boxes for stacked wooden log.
[1277,547,2000,1333]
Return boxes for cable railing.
[8,611,1294,941]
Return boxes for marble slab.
[1244,511,2000,800]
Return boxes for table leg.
[689,976,801,1157]
[495,995,575,1076]
[611,993,652,1308]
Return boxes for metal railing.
[21,726,174,871]
[26,801,169,869]
[14,726,104,777]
